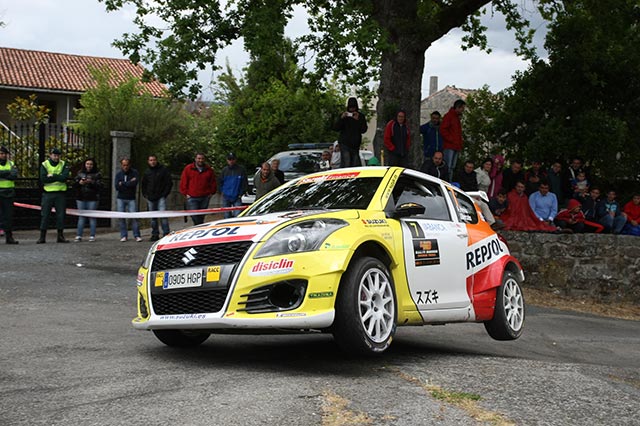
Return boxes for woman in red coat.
[383,110,411,167]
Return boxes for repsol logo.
[466,238,504,270]
[168,226,240,242]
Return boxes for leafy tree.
[100,0,545,168]
[6,94,50,125]
[74,67,188,172]
[461,86,505,163]
[496,0,640,183]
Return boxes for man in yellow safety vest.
[0,146,18,244]
[37,148,70,243]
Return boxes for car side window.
[452,191,479,224]
[391,176,451,221]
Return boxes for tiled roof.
[0,47,168,97]
[420,85,476,103]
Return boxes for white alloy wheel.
[358,267,395,343]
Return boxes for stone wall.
[501,231,640,303]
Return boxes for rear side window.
[451,191,479,224]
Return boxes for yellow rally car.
[133,167,525,354]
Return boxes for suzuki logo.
[182,248,198,265]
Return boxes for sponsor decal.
[166,226,243,243]
[298,171,360,184]
[413,238,441,266]
[276,312,307,318]
[225,312,235,317]
[422,223,447,232]
[309,291,334,299]
[136,272,145,286]
[158,313,206,320]
[249,258,294,276]
[323,242,350,250]
[361,218,388,227]
[206,266,221,282]
[415,290,439,304]
[466,237,504,270]
[381,232,393,241]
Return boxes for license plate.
[158,268,203,290]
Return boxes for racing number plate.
[157,268,203,289]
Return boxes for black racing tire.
[484,270,525,340]
[152,330,210,347]
[333,256,397,355]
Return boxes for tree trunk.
[372,1,430,170]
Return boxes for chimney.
[429,76,438,96]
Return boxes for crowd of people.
[418,101,640,236]
[0,97,637,243]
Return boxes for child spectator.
[555,199,603,233]
[489,189,508,217]
[571,171,589,200]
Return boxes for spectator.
[420,151,448,181]
[383,110,411,167]
[218,152,248,219]
[0,146,18,244]
[501,159,525,193]
[142,155,173,241]
[253,162,280,200]
[596,190,627,234]
[455,160,478,192]
[180,152,217,225]
[37,148,71,244]
[547,160,565,206]
[622,194,640,236]
[571,171,589,200]
[420,111,442,161]
[489,189,508,218]
[525,160,546,195]
[271,158,285,184]
[316,150,332,171]
[475,157,492,193]
[330,142,341,169]
[115,158,142,242]
[73,158,102,242]
[581,187,601,222]
[333,97,367,168]
[528,181,558,226]
[563,157,587,200]
[499,181,557,232]
[488,154,505,198]
[555,198,603,234]
[440,99,466,180]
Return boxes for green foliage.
[6,94,50,124]
[74,67,188,172]
[461,86,505,163]
[496,0,640,183]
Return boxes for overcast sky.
[1,0,548,100]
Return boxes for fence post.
[110,131,134,229]
[38,123,46,165]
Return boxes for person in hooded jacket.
[142,155,173,241]
[383,110,411,167]
[73,158,102,242]
[333,97,368,168]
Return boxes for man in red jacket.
[180,153,217,225]
[440,99,466,181]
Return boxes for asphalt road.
[1,226,638,426]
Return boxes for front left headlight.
[255,219,348,258]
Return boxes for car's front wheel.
[152,330,210,347]
[333,256,397,355]
[484,270,525,340]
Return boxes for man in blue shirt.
[420,111,442,161]
[218,152,248,219]
[528,181,558,226]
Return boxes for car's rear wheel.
[152,330,210,347]
[333,256,396,355]
[484,271,525,340]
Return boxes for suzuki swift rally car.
[133,167,525,354]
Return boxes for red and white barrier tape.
[14,202,247,219]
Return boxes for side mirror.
[392,202,426,219]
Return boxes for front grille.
[152,288,229,315]
[151,241,252,271]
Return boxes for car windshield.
[276,152,322,173]
[244,177,382,215]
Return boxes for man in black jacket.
[333,97,368,168]
[142,155,173,241]
[420,151,449,182]
[455,160,479,192]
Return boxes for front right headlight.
[255,219,348,258]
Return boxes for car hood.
[155,210,357,250]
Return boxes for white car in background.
[242,143,374,204]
